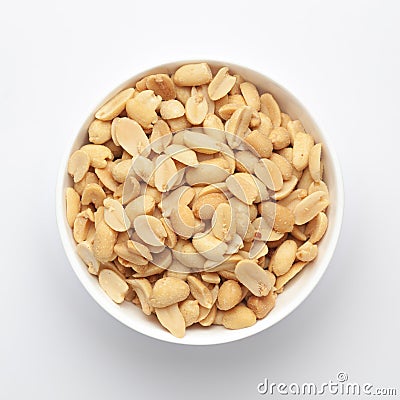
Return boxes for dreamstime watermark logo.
[257,372,398,396]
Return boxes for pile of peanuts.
[66,62,329,338]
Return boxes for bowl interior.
[56,60,343,345]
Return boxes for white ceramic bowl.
[56,60,344,345]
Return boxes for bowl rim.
[56,59,344,345]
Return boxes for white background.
[1,0,399,399]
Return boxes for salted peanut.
[68,150,90,183]
[257,112,273,135]
[150,119,172,154]
[135,76,148,92]
[278,188,308,208]
[275,261,307,290]
[126,240,153,261]
[164,144,198,166]
[270,153,292,180]
[198,304,216,326]
[73,210,93,243]
[198,183,228,198]
[267,230,285,242]
[240,82,260,111]
[229,94,246,105]
[260,93,281,127]
[218,270,238,281]
[168,114,192,131]
[218,143,236,173]
[308,180,328,195]
[186,157,231,185]
[287,120,305,145]
[278,147,293,163]
[127,278,153,315]
[218,103,240,120]
[280,112,291,128]
[172,240,206,270]
[250,110,261,129]
[296,241,318,262]
[170,205,196,239]
[183,130,220,154]
[121,175,141,205]
[149,277,190,308]
[214,94,229,118]
[179,300,200,327]
[252,217,272,242]
[185,91,208,125]
[201,272,220,284]
[268,231,288,248]
[160,100,185,119]
[146,74,176,100]
[270,240,298,276]
[126,90,162,129]
[173,63,212,86]
[296,168,313,191]
[228,73,244,95]
[259,202,295,233]
[293,132,314,171]
[95,88,135,121]
[248,240,269,259]
[235,260,275,296]
[192,233,228,262]
[217,280,242,310]
[254,158,283,191]
[244,129,273,158]
[305,212,328,243]
[81,144,114,169]
[155,303,186,338]
[139,186,160,206]
[269,127,291,150]
[74,171,98,195]
[212,203,235,242]
[225,105,252,139]
[222,304,256,329]
[66,187,81,227]
[114,242,148,265]
[226,173,259,205]
[291,225,308,241]
[76,241,100,275]
[154,155,178,193]
[175,86,191,105]
[203,113,224,131]
[273,176,298,201]
[134,215,166,246]
[95,161,118,192]
[160,218,177,248]
[247,291,276,319]
[206,253,244,272]
[159,186,195,215]
[98,269,129,303]
[294,191,329,225]
[88,119,112,144]
[234,150,258,174]
[192,192,228,220]
[110,159,131,184]
[208,67,236,100]
[187,276,213,308]
[132,155,155,186]
[103,198,130,232]
[112,117,151,157]
[81,183,106,208]
[309,143,322,182]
